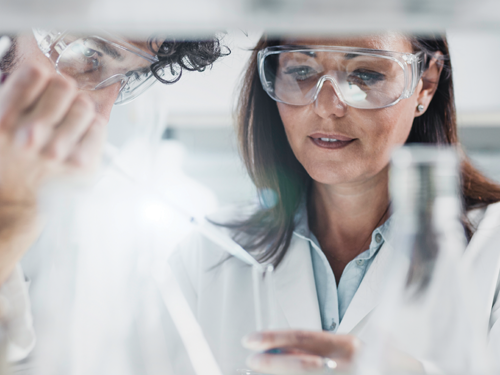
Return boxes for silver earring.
[417,104,425,112]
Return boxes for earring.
[417,104,425,112]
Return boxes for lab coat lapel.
[337,240,395,334]
[462,202,500,332]
[273,234,322,330]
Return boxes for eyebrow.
[290,48,358,60]
[344,53,359,60]
[89,38,124,61]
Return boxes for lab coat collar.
[291,200,395,334]
[336,238,395,333]
[273,233,323,331]
[275,231,397,335]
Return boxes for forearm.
[0,204,40,286]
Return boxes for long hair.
[227,34,500,267]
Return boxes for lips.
[308,132,355,150]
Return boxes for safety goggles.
[33,29,175,105]
[258,45,426,109]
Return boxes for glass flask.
[357,145,490,375]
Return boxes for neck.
[308,166,390,280]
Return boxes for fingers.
[0,65,51,129]
[243,330,360,360]
[67,114,107,169]
[42,94,96,160]
[21,75,79,147]
[0,63,81,144]
[247,351,326,375]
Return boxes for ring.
[323,358,337,372]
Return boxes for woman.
[170,33,500,374]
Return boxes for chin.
[305,162,381,186]
[307,168,357,186]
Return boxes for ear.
[414,52,444,117]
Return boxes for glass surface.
[357,145,490,374]
[259,46,422,109]
[33,29,177,105]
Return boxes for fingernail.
[242,332,263,349]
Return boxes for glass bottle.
[357,145,490,374]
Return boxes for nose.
[84,81,122,121]
[313,77,348,119]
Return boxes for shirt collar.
[293,200,392,258]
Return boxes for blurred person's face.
[276,34,439,189]
[13,33,156,121]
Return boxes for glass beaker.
[356,145,490,374]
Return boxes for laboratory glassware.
[258,45,425,109]
[357,145,490,374]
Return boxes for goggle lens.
[51,35,175,105]
[261,50,407,109]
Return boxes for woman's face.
[277,34,423,187]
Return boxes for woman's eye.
[348,70,385,87]
[283,65,318,81]
[70,42,103,73]
[82,47,99,59]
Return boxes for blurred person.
[170,33,500,374]
[0,29,226,361]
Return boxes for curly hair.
[148,36,230,84]
[1,34,229,84]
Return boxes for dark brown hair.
[0,35,17,74]
[227,34,500,267]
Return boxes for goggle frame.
[33,28,161,105]
[257,45,426,110]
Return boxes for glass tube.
[357,145,490,374]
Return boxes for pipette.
[104,143,263,270]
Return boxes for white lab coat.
[0,264,36,362]
[169,202,500,374]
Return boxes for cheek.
[277,103,310,146]
[362,106,415,171]
[376,102,416,146]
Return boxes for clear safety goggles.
[33,29,174,105]
[258,45,426,109]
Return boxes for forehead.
[282,33,413,53]
[126,40,158,55]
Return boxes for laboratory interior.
[0,0,500,374]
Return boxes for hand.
[0,62,107,284]
[242,330,360,374]
[0,62,106,205]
